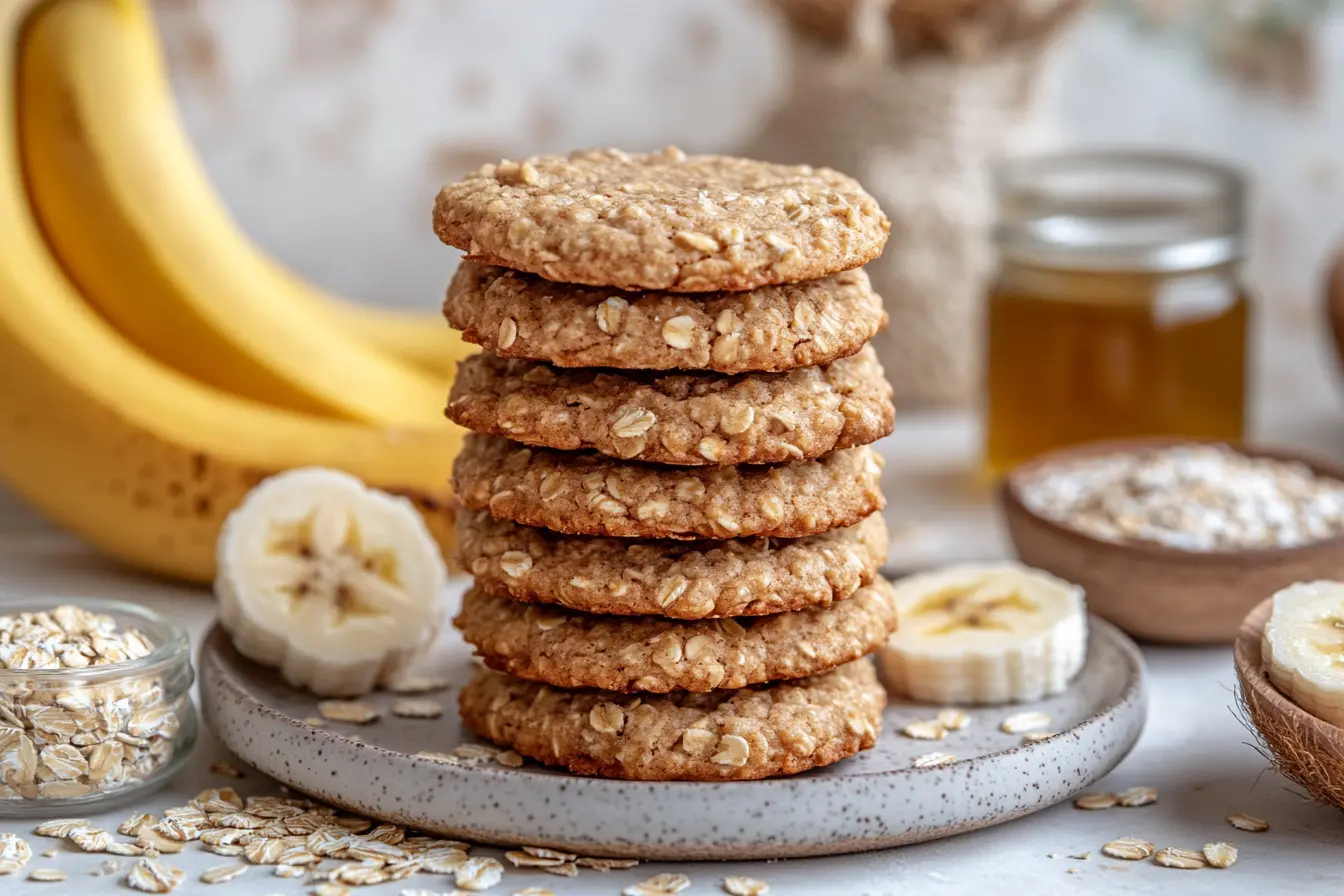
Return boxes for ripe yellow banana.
[322,297,472,382]
[18,0,461,423]
[0,0,460,582]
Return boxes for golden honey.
[984,153,1249,476]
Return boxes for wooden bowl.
[1235,597,1344,809]
[1326,247,1344,375]
[999,436,1344,644]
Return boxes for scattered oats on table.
[511,888,556,896]
[543,862,579,877]
[1203,842,1237,868]
[126,857,185,892]
[1154,847,1207,869]
[1102,838,1155,860]
[91,859,122,876]
[1116,786,1157,807]
[0,832,31,872]
[27,868,66,882]
[1074,792,1119,810]
[723,875,770,895]
[32,819,90,839]
[200,863,247,884]
[1227,813,1269,832]
[455,856,503,891]
[625,872,693,896]
[210,761,244,778]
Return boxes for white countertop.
[4,403,1344,895]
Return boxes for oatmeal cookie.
[454,578,896,693]
[433,147,889,291]
[444,263,887,373]
[452,435,885,540]
[457,508,889,619]
[457,659,885,780]
[446,346,894,466]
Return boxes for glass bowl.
[0,598,197,816]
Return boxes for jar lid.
[994,151,1247,272]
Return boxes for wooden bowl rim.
[999,436,1344,567]
[1233,596,1344,749]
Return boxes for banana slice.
[879,562,1087,705]
[1263,581,1344,727]
[215,468,448,697]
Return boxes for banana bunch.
[1263,581,1344,728]
[0,0,474,582]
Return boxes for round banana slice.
[879,562,1087,705]
[215,467,448,697]
[1263,581,1344,727]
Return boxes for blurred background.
[156,0,1342,436]
[6,0,1344,574]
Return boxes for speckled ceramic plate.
[199,614,1146,861]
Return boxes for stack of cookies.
[434,147,897,781]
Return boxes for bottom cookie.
[457,660,885,781]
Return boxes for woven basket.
[751,0,1082,408]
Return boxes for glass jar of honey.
[984,151,1249,476]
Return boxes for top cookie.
[433,147,890,292]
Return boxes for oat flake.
[1227,813,1269,832]
[913,752,956,768]
[723,875,770,895]
[1116,786,1157,807]
[1154,847,1206,870]
[1203,842,1237,868]
[999,711,1050,734]
[393,699,443,719]
[625,872,692,895]
[27,868,66,882]
[200,863,247,884]
[455,856,503,891]
[1101,838,1154,861]
[317,701,381,724]
[900,720,946,741]
[1074,792,1118,810]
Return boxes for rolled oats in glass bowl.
[0,599,197,815]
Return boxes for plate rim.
[198,615,1147,858]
